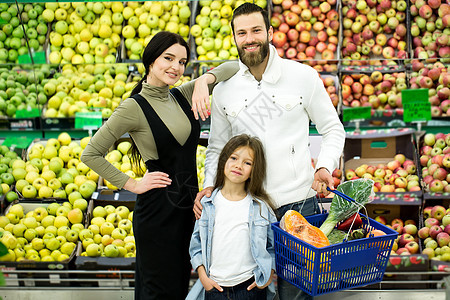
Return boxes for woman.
[81,31,238,300]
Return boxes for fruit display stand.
[73,199,135,287]
[0,200,79,287]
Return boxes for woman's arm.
[177,61,240,120]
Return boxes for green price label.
[2,136,32,149]
[343,106,371,122]
[402,89,431,122]
[75,112,102,129]
[18,51,46,64]
[15,108,40,118]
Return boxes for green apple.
[23,217,38,229]
[104,205,115,215]
[61,241,76,255]
[115,206,130,219]
[73,199,88,212]
[91,217,106,228]
[54,215,69,228]
[106,213,121,227]
[65,229,79,243]
[46,202,60,216]
[71,223,84,233]
[41,215,55,228]
[88,224,100,235]
[111,228,127,240]
[15,179,29,194]
[39,186,54,198]
[12,223,27,237]
[82,238,95,250]
[1,233,18,249]
[33,207,48,222]
[44,225,58,236]
[31,237,45,251]
[9,204,24,218]
[24,228,37,242]
[53,189,67,199]
[118,219,133,233]
[79,229,94,241]
[86,243,102,257]
[104,244,119,258]
[100,222,115,236]
[44,237,60,251]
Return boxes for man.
[193,3,345,299]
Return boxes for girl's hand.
[192,74,215,121]
[200,274,223,292]
[123,171,171,194]
[312,168,334,196]
[247,270,275,290]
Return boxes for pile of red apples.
[410,1,450,61]
[375,217,420,255]
[418,205,450,260]
[340,0,408,64]
[345,154,420,192]
[320,75,339,108]
[341,71,406,110]
[271,0,339,72]
[419,132,450,194]
[409,60,450,117]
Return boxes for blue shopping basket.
[271,213,397,296]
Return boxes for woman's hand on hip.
[123,171,171,194]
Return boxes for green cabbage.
[319,179,374,236]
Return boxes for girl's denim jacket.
[186,189,277,300]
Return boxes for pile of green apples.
[101,139,147,190]
[0,3,47,63]
[80,204,135,258]
[197,145,206,190]
[43,2,122,65]
[0,66,50,118]
[121,1,191,61]
[16,132,98,200]
[191,0,246,61]
[43,63,133,118]
[0,145,21,202]
[0,202,86,262]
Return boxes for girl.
[81,31,238,300]
[188,134,277,300]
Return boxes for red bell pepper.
[336,213,362,231]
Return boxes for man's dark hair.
[231,3,270,34]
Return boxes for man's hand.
[312,168,334,196]
[193,187,213,219]
[247,270,275,290]
[192,74,215,121]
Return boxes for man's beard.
[237,39,270,67]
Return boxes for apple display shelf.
[0,269,447,300]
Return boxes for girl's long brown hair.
[214,134,274,210]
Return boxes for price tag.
[75,112,102,129]
[15,108,40,118]
[2,136,32,149]
[18,51,46,64]
[402,89,431,123]
[343,106,371,122]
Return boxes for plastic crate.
[272,213,397,296]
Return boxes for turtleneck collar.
[141,82,170,102]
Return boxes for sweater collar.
[141,82,169,102]
[237,44,281,84]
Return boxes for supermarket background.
[0,0,449,299]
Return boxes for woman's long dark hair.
[128,31,190,175]
[214,134,274,210]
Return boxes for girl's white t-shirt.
[209,190,257,286]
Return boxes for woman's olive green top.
[81,61,239,189]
